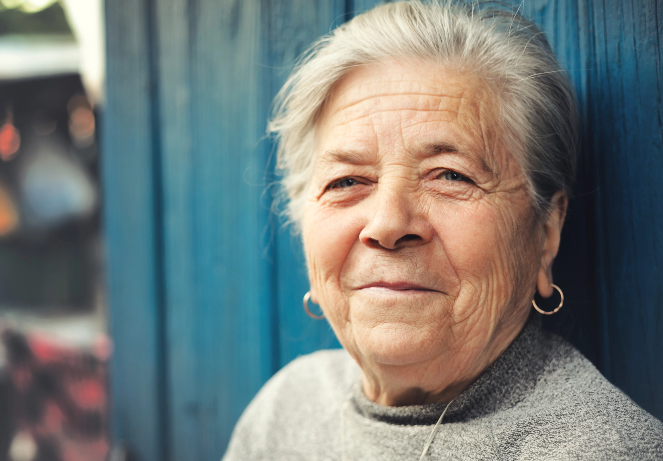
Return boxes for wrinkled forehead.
[324,62,467,119]
[315,60,507,170]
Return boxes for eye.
[438,170,472,183]
[327,177,361,190]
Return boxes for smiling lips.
[358,282,439,292]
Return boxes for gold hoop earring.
[532,284,564,315]
[303,291,325,319]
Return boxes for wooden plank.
[156,0,275,459]
[151,1,194,460]
[102,0,166,460]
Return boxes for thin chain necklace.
[418,399,454,460]
[340,393,455,461]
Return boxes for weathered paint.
[103,1,663,460]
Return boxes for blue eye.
[442,171,467,182]
[330,177,360,189]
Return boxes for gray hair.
[269,0,578,231]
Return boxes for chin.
[355,324,443,367]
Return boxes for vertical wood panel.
[153,0,193,460]
[587,0,663,420]
[156,0,275,460]
[103,1,165,461]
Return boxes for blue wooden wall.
[102,1,663,460]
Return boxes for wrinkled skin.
[302,60,567,406]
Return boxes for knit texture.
[222,318,663,460]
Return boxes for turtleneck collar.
[350,315,548,426]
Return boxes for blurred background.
[0,0,662,461]
[0,0,108,460]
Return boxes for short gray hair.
[269,0,578,230]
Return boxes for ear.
[536,191,568,298]
[310,288,319,305]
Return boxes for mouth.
[357,282,439,292]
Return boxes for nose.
[359,183,434,250]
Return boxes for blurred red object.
[0,121,20,161]
[2,327,110,461]
[0,108,20,161]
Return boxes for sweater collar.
[350,315,547,425]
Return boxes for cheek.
[435,203,504,272]
[432,198,536,307]
[302,205,367,355]
[302,205,362,300]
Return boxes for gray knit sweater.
[223,319,663,460]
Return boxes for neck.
[360,361,477,406]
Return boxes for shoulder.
[495,331,663,460]
[252,348,359,412]
[273,348,360,391]
[222,349,358,461]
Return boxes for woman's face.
[302,61,553,404]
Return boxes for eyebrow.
[420,142,458,157]
[320,142,494,175]
[421,142,494,174]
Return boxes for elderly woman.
[223,1,663,459]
